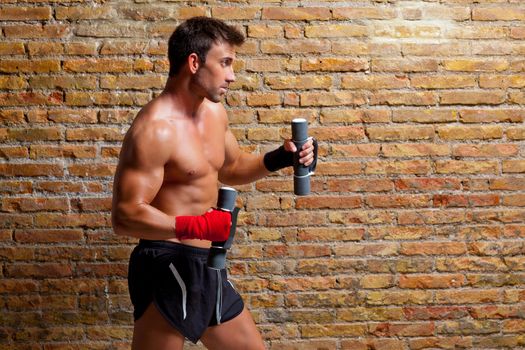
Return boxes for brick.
[436,257,508,272]
[305,24,367,38]
[55,5,114,20]
[400,242,467,256]
[330,144,380,158]
[444,59,509,72]
[264,75,332,90]
[4,24,69,39]
[365,160,431,175]
[300,324,367,338]
[341,74,408,90]
[367,126,434,141]
[262,7,330,21]
[411,75,476,89]
[2,197,69,212]
[329,210,394,225]
[0,6,51,20]
[434,194,500,208]
[30,145,96,159]
[68,164,116,177]
[370,322,435,337]
[0,59,61,73]
[333,7,396,20]
[27,42,64,56]
[480,74,525,88]
[300,92,366,106]
[436,160,499,174]
[0,146,28,159]
[369,226,432,240]
[14,229,83,243]
[100,75,164,90]
[370,91,437,106]
[435,290,501,304]
[452,144,518,157]
[0,42,25,55]
[402,43,469,56]
[410,337,473,349]
[7,127,62,142]
[211,7,259,20]
[449,25,507,40]
[473,7,525,21]
[247,24,282,38]
[333,42,399,56]
[302,57,369,72]
[64,59,133,73]
[382,143,449,157]
[374,25,441,39]
[257,109,317,124]
[261,40,330,54]
[503,160,525,173]
[398,210,466,225]
[5,263,73,278]
[65,92,150,107]
[0,92,63,106]
[392,109,457,123]
[395,178,461,191]
[65,41,98,55]
[0,164,63,177]
[327,179,392,192]
[365,290,432,305]
[460,109,525,123]
[321,109,391,124]
[296,196,362,209]
[366,194,431,208]
[441,91,506,105]
[0,76,27,90]
[372,59,439,72]
[437,126,503,140]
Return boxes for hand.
[175,209,232,242]
[283,138,316,167]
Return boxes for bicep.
[113,125,171,208]
[115,163,164,207]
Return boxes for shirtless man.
[111,17,316,349]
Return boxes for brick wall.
[1,0,525,349]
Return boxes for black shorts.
[128,239,244,343]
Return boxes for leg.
[200,307,266,350]
[131,302,185,350]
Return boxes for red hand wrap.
[175,209,231,242]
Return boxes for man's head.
[168,16,245,77]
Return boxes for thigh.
[200,308,266,350]
[132,302,185,350]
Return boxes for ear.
[188,53,200,74]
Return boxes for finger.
[299,152,314,164]
[301,139,314,150]
[283,140,297,152]
[299,145,314,158]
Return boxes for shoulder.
[121,109,177,167]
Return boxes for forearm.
[112,202,175,240]
[219,153,271,185]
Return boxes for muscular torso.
[114,96,228,247]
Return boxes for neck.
[162,76,204,118]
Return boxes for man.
[111,17,316,349]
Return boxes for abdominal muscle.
[151,172,221,248]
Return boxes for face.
[190,41,236,103]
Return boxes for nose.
[226,66,235,83]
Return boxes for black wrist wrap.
[263,145,293,172]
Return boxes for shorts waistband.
[138,239,210,257]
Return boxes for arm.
[218,125,316,186]
[112,120,232,241]
[111,121,177,239]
